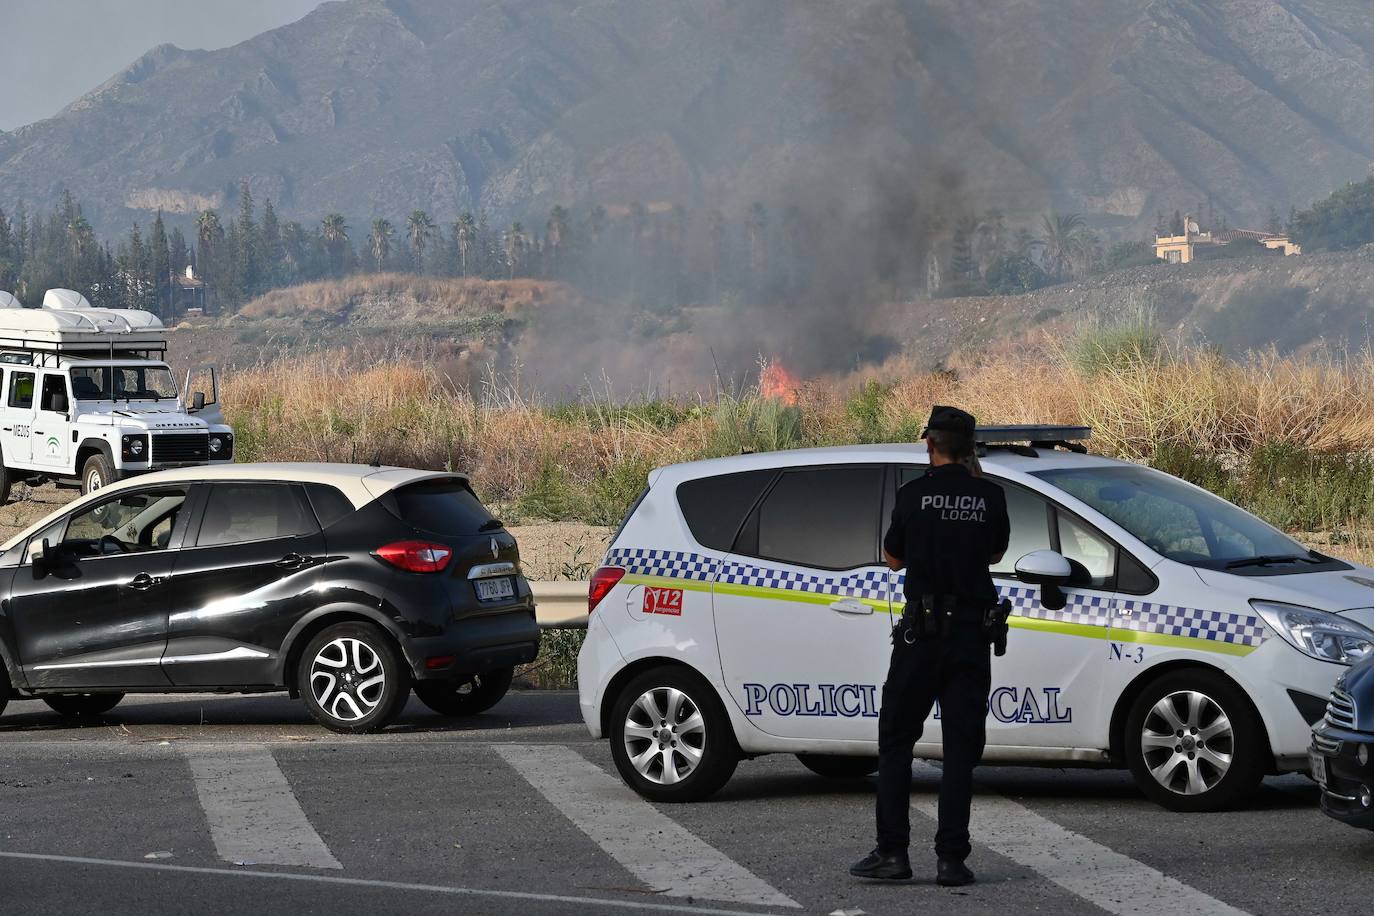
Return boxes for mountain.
[5,0,1374,236]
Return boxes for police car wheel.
[609,667,738,803]
[795,754,879,779]
[1124,670,1264,812]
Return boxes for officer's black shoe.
[936,857,976,887]
[849,848,912,881]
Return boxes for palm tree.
[368,218,393,272]
[545,205,570,276]
[321,213,349,274]
[1035,212,1089,281]
[196,210,223,248]
[504,222,526,279]
[454,212,477,278]
[407,209,435,272]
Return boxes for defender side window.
[748,466,884,570]
[39,374,68,413]
[9,371,33,409]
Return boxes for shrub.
[1068,312,1162,377]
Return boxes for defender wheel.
[81,453,115,497]
[1124,669,1265,812]
[0,462,11,506]
[44,693,124,718]
[796,754,879,779]
[414,667,513,717]
[609,666,738,803]
[298,622,409,734]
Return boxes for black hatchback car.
[0,463,539,732]
[1310,659,1374,827]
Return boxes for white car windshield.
[1034,465,1321,571]
[71,365,179,401]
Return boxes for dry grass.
[237,274,584,321]
[222,342,1374,541]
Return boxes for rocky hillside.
[5,0,1374,236]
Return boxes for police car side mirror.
[1014,549,1072,611]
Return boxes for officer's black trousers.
[875,622,991,861]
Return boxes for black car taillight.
[373,540,453,573]
[588,566,625,614]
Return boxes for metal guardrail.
[532,580,590,629]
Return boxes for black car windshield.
[1033,465,1315,571]
[71,365,178,401]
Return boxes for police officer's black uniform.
[850,406,1010,886]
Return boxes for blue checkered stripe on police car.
[998,583,1116,627]
[1113,599,1268,647]
[604,548,722,582]
[717,560,894,602]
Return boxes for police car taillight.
[588,566,625,614]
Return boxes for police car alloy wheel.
[609,667,738,803]
[796,754,880,779]
[43,693,124,718]
[297,622,410,734]
[1124,669,1264,812]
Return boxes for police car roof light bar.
[973,425,1092,456]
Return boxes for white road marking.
[0,851,787,915]
[910,764,1250,915]
[185,746,341,869]
[494,744,800,909]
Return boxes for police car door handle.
[829,599,873,615]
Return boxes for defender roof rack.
[0,288,168,365]
[974,424,1091,457]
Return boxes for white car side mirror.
[1014,549,1072,611]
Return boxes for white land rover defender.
[0,289,234,501]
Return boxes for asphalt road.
[0,691,1370,916]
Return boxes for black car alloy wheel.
[298,622,409,734]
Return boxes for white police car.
[577,426,1374,809]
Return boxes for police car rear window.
[677,470,776,551]
[753,466,883,570]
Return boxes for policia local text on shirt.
[849,405,1011,888]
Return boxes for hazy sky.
[0,0,322,131]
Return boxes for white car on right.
[578,426,1374,810]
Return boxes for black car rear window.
[305,483,356,529]
[677,469,776,551]
[388,478,498,536]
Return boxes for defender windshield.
[70,365,178,401]
[1033,465,1324,572]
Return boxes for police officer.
[849,405,1010,887]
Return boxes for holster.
[982,598,1013,656]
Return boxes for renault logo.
[491,537,499,559]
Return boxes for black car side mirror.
[33,537,52,580]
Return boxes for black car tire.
[0,667,10,717]
[298,622,409,734]
[44,693,124,718]
[1124,668,1265,812]
[81,452,115,497]
[796,754,879,779]
[414,667,514,717]
[609,666,738,803]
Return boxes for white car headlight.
[1251,600,1374,665]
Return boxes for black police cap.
[921,405,976,439]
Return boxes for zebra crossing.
[0,694,1359,915]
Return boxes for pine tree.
[261,198,282,288]
[149,211,171,316]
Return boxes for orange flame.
[760,358,801,405]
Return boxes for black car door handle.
[275,553,306,569]
[129,572,162,590]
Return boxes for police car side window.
[1057,512,1115,589]
[678,470,777,552]
[990,483,1054,577]
[750,466,883,570]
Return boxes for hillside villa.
[1154,216,1301,264]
